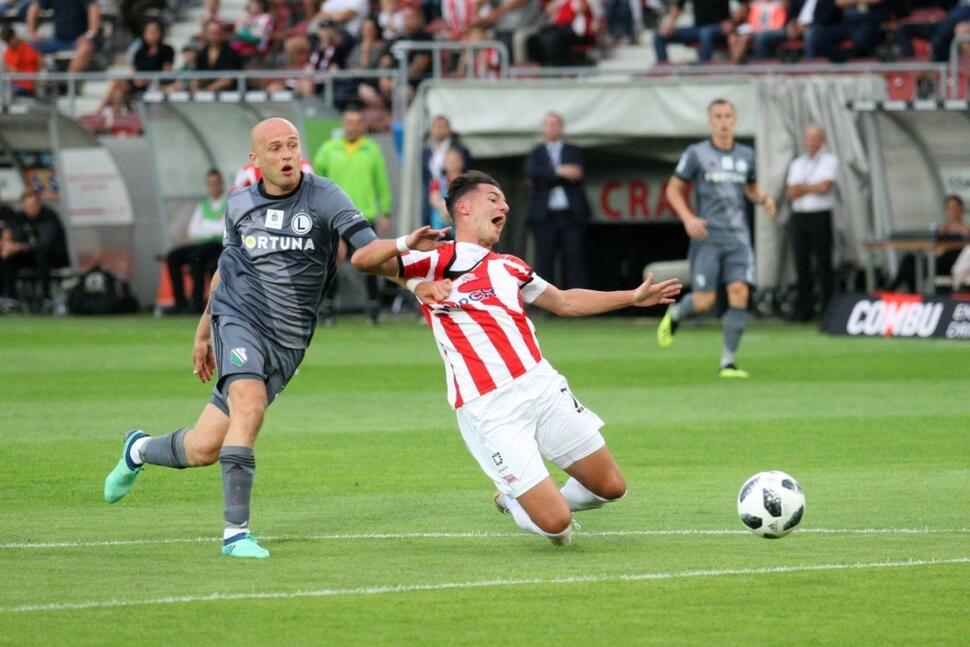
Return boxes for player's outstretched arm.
[532,273,682,317]
[744,182,777,217]
[192,269,219,383]
[350,225,450,276]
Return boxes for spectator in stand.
[346,16,387,104]
[896,0,970,61]
[230,0,274,58]
[475,0,542,64]
[26,0,100,74]
[889,195,970,292]
[265,34,314,95]
[958,19,970,57]
[422,115,472,227]
[378,0,406,39]
[192,19,243,92]
[729,0,787,63]
[307,20,356,103]
[362,7,431,109]
[606,0,641,45]
[807,0,892,62]
[785,124,839,320]
[165,169,226,315]
[653,0,748,64]
[1,25,41,97]
[525,112,591,289]
[312,0,369,38]
[95,19,174,120]
[440,0,492,41]
[312,108,393,324]
[526,0,598,66]
[0,0,33,21]
[0,188,69,314]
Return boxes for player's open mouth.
[491,216,505,227]
[281,164,294,174]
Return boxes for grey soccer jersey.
[211,173,377,349]
[674,139,756,245]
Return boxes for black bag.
[67,266,140,315]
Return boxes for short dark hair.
[708,98,735,114]
[445,171,500,216]
[206,168,222,181]
[0,26,15,43]
[945,194,964,209]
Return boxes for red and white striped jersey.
[401,242,550,409]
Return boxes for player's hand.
[406,225,451,251]
[632,273,683,307]
[192,338,215,384]
[684,215,709,240]
[761,196,777,217]
[414,279,453,306]
[659,18,675,37]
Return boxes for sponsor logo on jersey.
[704,170,748,184]
[721,156,735,171]
[736,159,749,174]
[265,209,285,230]
[230,347,248,366]
[291,212,313,235]
[243,234,317,252]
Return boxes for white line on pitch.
[0,527,967,550]
[3,557,968,614]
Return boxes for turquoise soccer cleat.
[222,532,270,559]
[103,430,148,503]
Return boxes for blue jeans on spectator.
[607,0,635,42]
[32,36,78,54]
[897,7,970,61]
[807,17,880,62]
[654,24,726,62]
[751,29,788,60]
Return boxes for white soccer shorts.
[455,360,606,498]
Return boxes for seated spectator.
[163,44,198,94]
[653,0,747,64]
[346,15,387,70]
[1,25,42,96]
[362,8,431,110]
[605,0,640,45]
[95,19,174,120]
[0,188,69,313]
[440,0,492,41]
[457,25,504,76]
[265,34,314,95]
[526,0,598,67]
[312,0,369,38]
[230,0,275,58]
[958,19,970,58]
[889,195,970,292]
[896,0,970,61]
[165,169,225,314]
[192,19,243,92]
[0,0,33,21]
[475,0,542,64]
[200,0,232,32]
[27,0,101,74]
[378,0,407,40]
[807,0,892,63]
[729,0,786,63]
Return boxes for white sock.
[502,494,573,539]
[129,436,149,466]
[560,477,611,512]
[223,523,248,541]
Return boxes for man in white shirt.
[166,168,227,314]
[785,124,838,320]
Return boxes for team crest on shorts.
[230,347,248,367]
[491,452,503,466]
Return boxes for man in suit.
[525,112,591,290]
[421,115,471,228]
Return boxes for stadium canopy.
[402,75,887,288]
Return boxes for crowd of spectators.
[2,1,970,124]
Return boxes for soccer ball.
[737,471,805,539]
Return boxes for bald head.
[250,117,303,195]
[804,125,825,157]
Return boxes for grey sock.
[721,307,749,368]
[670,293,694,322]
[140,428,190,468]
[220,446,255,527]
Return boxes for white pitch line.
[3,557,968,614]
[0,527,967,550]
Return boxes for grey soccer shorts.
[209,316,305,415]
[688,239,755,292]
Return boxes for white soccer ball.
[737,471,806,539]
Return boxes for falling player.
[657,98,776,377]
[357,171,682,547]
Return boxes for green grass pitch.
[0,315,968,645]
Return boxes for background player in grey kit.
[103,118,448,559]
[657,98,777,378]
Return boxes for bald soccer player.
[103,118,448,558]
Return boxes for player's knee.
[537,510,573,536]
[189,447,220,467]
[599,473,628,501]
[693,292,716,312]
